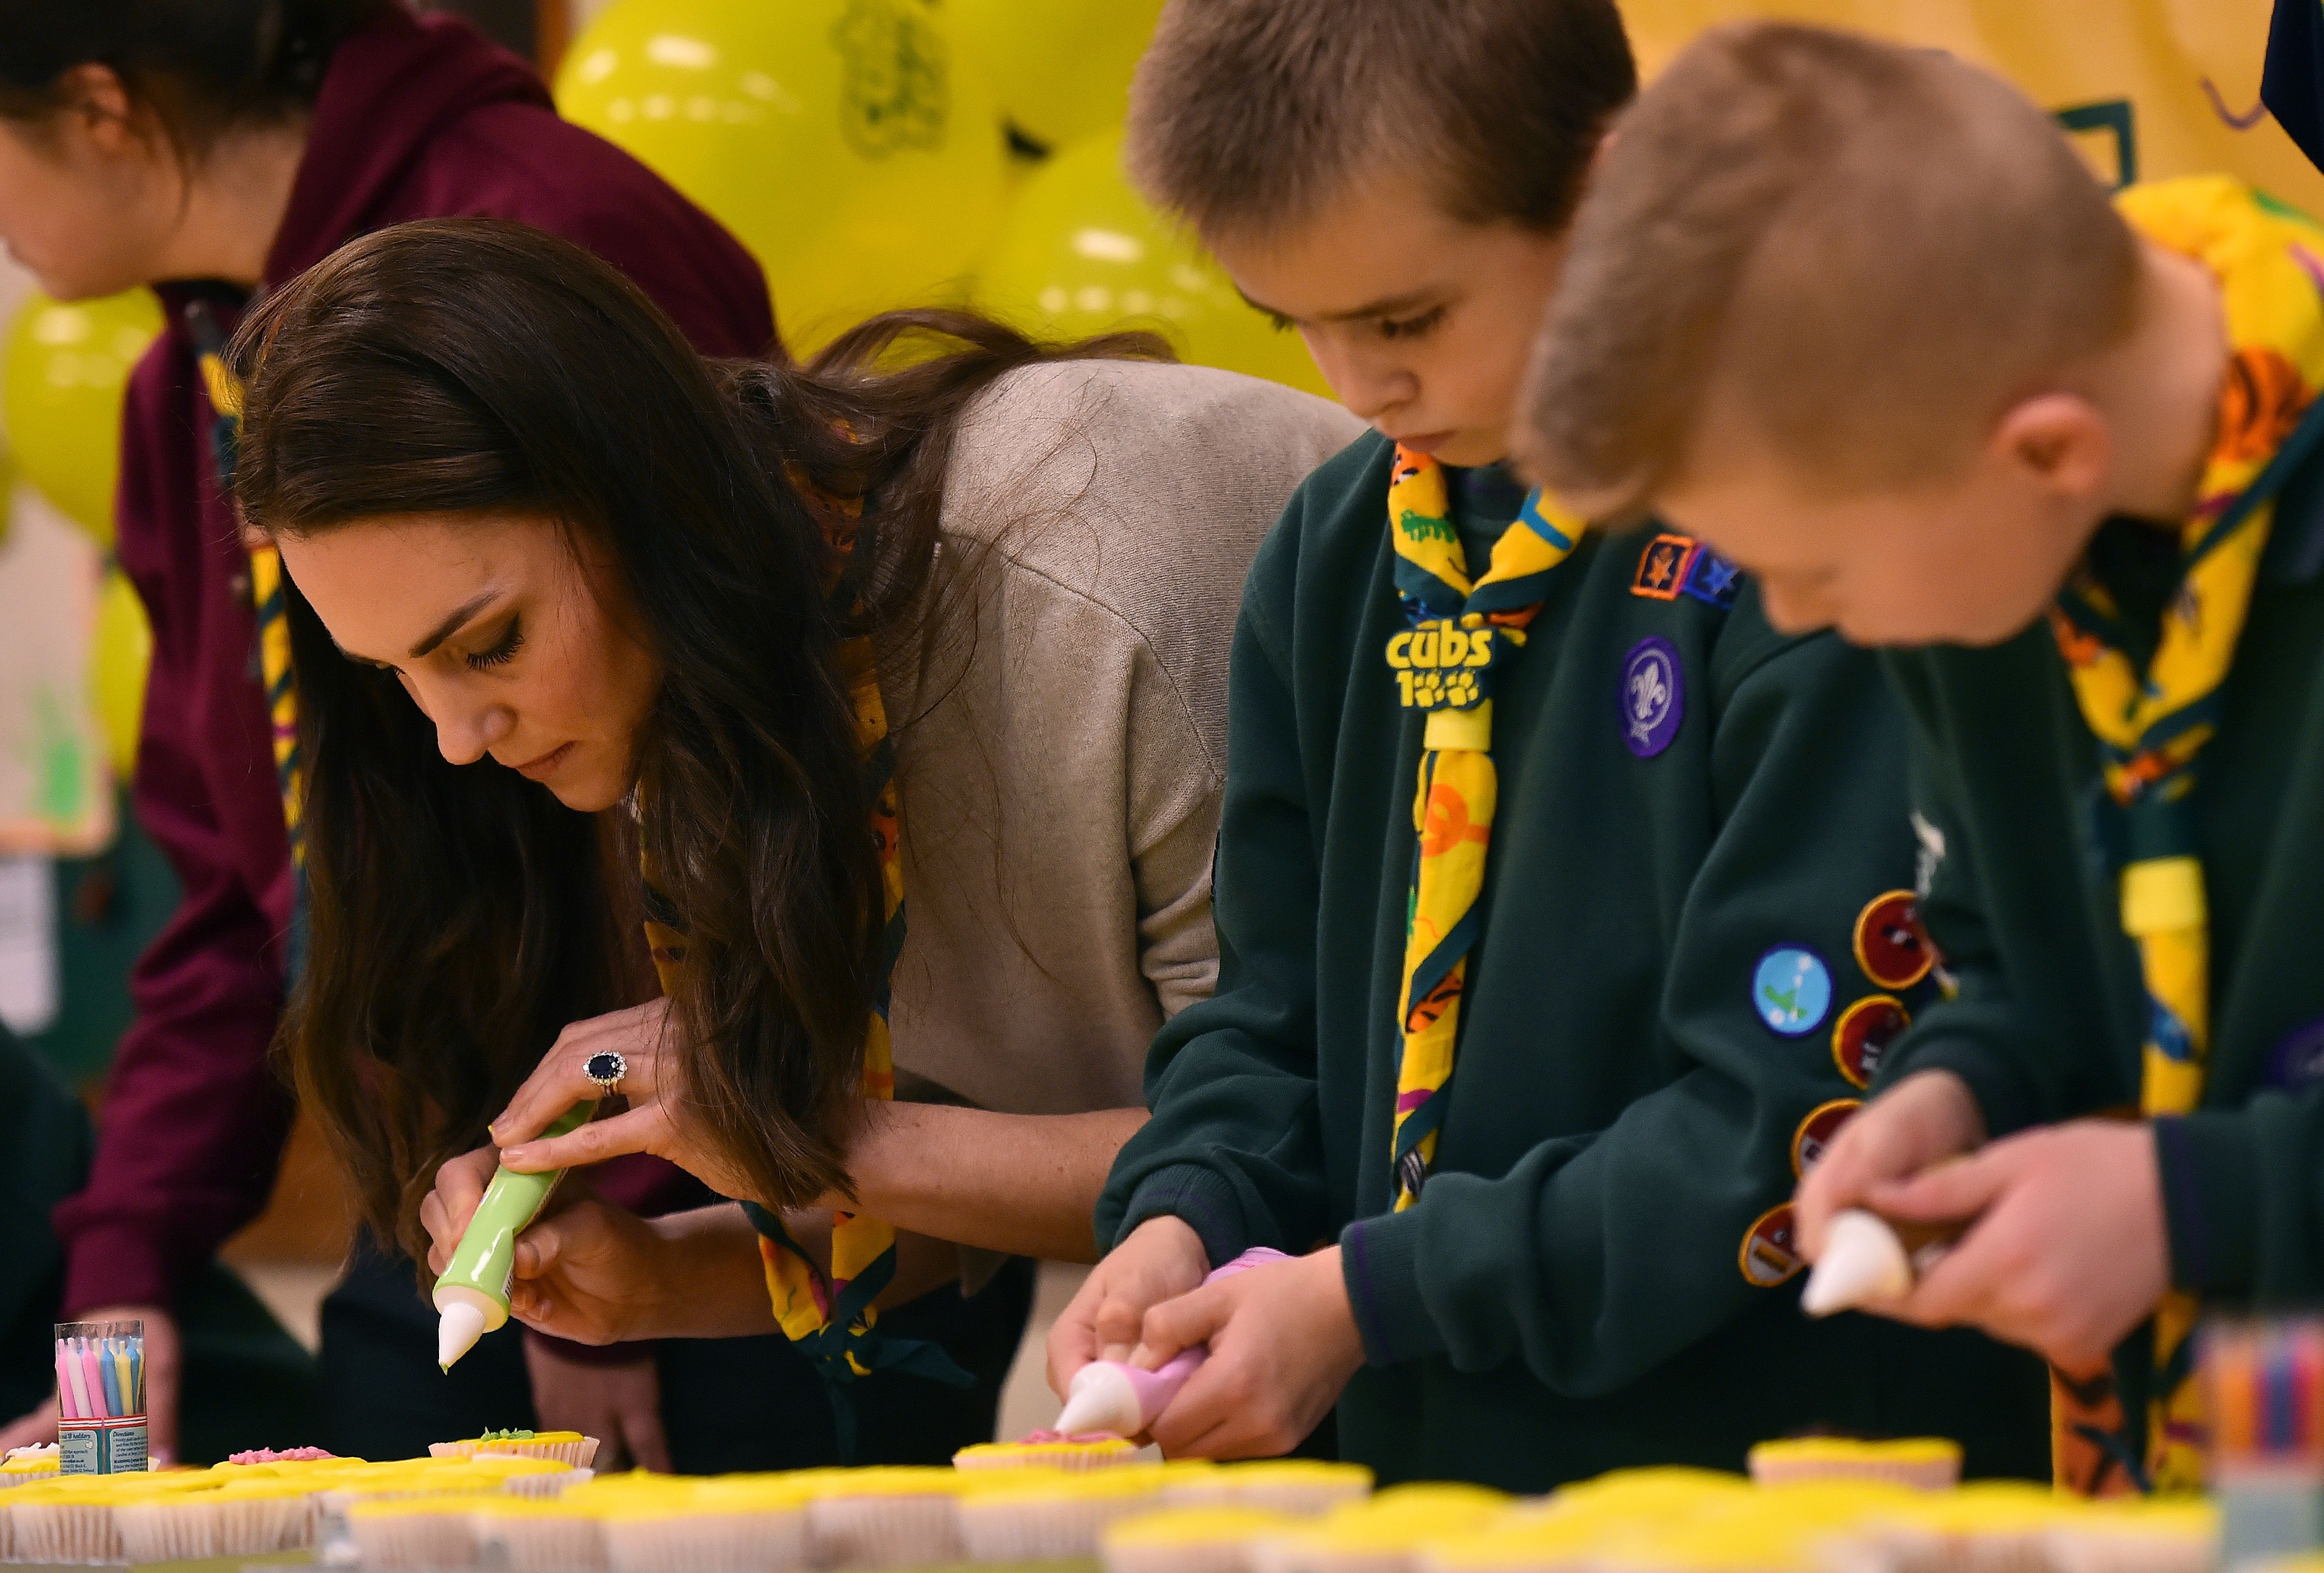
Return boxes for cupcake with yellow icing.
[953,1462,1169,1561]
[1160,1458,1376,1516]
[592,1473,816,1573]
[803,1465,968,1568]
[347,1492,502,1569]
[1104,1505,1298,1573]
[0,1443,59,1488]
[476,1493,610,1572]
[1256,1482,1511,1573]
[433,1427,599,1469]
[2043,1498,2216,1573]
[1746,1437,1962,1492]
[953,1433,1143,1472]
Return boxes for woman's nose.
[428,689,516,766]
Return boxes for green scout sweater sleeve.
[1094,494,1332,1270]
[1871,645,2138,1136]
[1337,615,1921,1394]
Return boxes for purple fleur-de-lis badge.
[1620,637,1683,758]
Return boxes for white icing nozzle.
[1801,1208,1914,1318]
[1052,1363,1142,1438]
[436,1299,490,1370]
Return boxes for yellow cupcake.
[1105,1504,1299,1573]
[1747,1437,1963,1491]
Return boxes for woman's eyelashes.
[465,615,525,671]
[1377,303,1447,341]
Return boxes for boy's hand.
[1138,1246,1364,1459]
[1856,1119,2167,1374]
[1047,1216,1209,1397]
[1795,1069,1986,1259]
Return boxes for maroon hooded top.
[54,7,775,1322]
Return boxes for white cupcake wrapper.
[482,1512,610,1572]
[808,1494,961,1569]
[11,1500,125,1565]
[957,1494,1153,1562]
[349,1512,482,1570]
[603,1509,811,1573]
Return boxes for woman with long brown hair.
[228,217,1358,1460]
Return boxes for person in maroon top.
[0,0,1027,1469]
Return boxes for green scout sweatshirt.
[1095,434,2049,1491]
[1879,450,2324,1341]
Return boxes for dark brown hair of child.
[228,218,1168,1265]
[1515,21,2140,519]
[1124,0,1636,240]
[0,0,393,162]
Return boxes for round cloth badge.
[1854,889,1933,990]
[1790,1098,1863,1179]
[1831,995,1911,1089]
[1739,1203,1804,1287]
[1752,947,1832,1037]
[1619,637,1684,758]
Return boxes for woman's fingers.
[491,1001,671,1147]
[500,1102,671,1173]
[424,1146,504,1271]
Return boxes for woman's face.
[0,73,188,299]
[278,512,662,814]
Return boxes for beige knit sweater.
[882,358,1363,1115]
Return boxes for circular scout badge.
[1790,1098,1862,1178]
[1854,889,1933,991]
[1831,995,1911,1088]
[1739,1203,1804,1287]
[1619,637,1684,759]
[1752,947,1832,1037]
[2266,1018,2324,1091]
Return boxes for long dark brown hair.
[229,218,1166,1262]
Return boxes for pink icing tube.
[1048,1247,1292,1438]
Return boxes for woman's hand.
[521,1337,671,1474]
[484,998,761,1202]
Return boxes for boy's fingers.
[1046,1300,1102,1397]
[1883,1209,2024,1328]
[1139,1281,1232,1367]
[1867,1141,2023,1223]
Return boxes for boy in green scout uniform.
[1046,0,2049,1490]
[1516,22,2324,1496]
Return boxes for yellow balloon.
[950,0,1164,153]
[90,568,152,785]
[556,0,1009,350]
[1,290,163,548]
[974,133,1333,400]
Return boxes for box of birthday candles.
[54,1321,144,1477]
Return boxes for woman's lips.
[511,741,576,782]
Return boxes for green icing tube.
[432,1104,590,1370]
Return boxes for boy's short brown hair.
[1125,0,1635,241]
[1515,22,2141,518]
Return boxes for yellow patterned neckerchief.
[646,493,969,1460]
[1385,448,1583,1207]
[2047,176,2324,1496]
[186,306,303,875]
